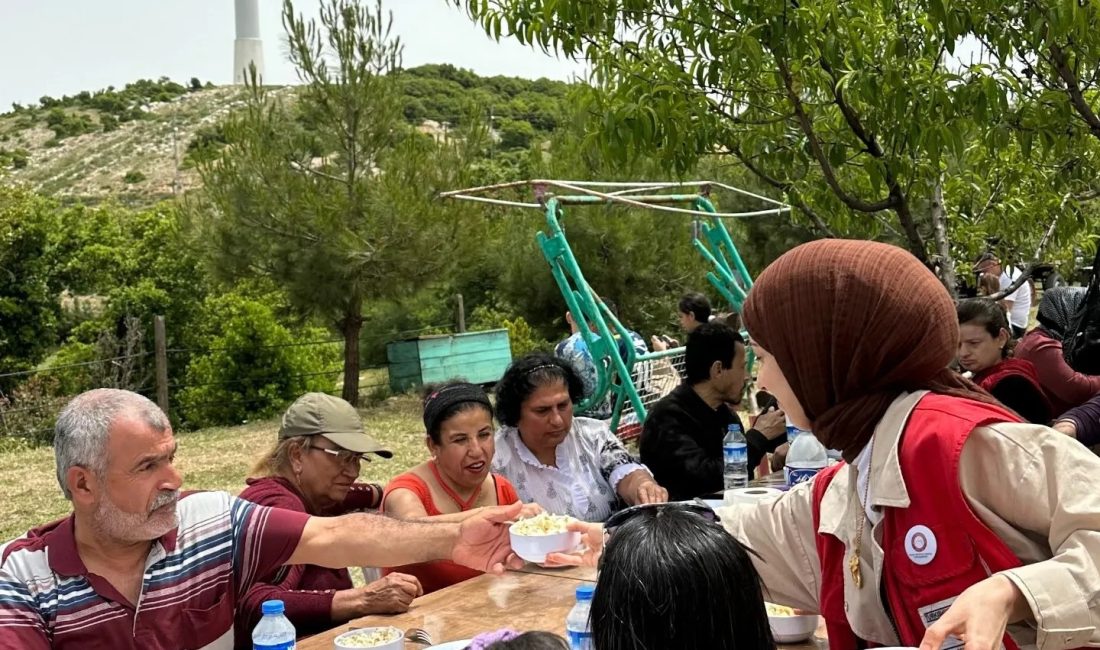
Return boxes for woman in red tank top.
[382,382,540,593]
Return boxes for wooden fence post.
[456,294,467,333]
[154,315,169,415]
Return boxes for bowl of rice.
[509,513,581,564]
[333,626,404,650]
[765,602,818,644]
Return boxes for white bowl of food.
[333,626,404,650]
[766,602,818,644]
[509,512,581,563]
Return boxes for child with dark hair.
[591,503,774,650]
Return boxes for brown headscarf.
[742,239,998,461]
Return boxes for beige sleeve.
[717,482,822,613]
[960,424,1100,650]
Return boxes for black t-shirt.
[639,383,784,500]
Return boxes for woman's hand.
[1052,419,1078,438]
[918,575,1029,650]
[634,480,668,505]
[331,572,423,619]
[518,502,544,519]
[617,469,669,506]
[544,520,605,568]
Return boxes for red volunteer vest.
[973,358,1053,415]
[810,393,1023,650]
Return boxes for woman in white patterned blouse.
[491,353,668,522]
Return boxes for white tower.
[233,0,265,84]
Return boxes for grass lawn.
[0,391,427,541]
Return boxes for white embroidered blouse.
[492,417,651,522]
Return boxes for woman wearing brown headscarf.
[547,240,1100,650]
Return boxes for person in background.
[384,382,537,594]
[237,393,423,645]
[0,389,523,649]
[956,299,1052,424]
[977,272,1001,298]
[590,503,774,650]
[652,291,712,350]
[492,354,668,522]
[1014,286,1100,413]
[555,300,649,419]
[1052,394,1100,451]
[554,310,612,419]
[640,322,786,499]
[973,253,1031,337]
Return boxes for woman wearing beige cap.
[235,392,423,645]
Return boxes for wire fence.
[0,322,453,445]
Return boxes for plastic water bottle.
[785,429,828,488]
[566,584,595,650]
[253,600,296,650]
[723,423,749,489]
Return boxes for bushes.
[44,108,96,140]
[468,305,551,358]
[177,294,341,428]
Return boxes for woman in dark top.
[956,298,1052,424]
[236,393,422,646]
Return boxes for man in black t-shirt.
[640,322,786,500]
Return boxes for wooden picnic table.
[299,561,825,649]
[297,570,590,649]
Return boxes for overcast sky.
[0,0,587,109]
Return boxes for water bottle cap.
[261,599,285,615]
[576,584,595,601]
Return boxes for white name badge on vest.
[904,525,937,565]
[918,597,1008,650]
[918,598,964,650]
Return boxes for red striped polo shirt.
[0,491,309,649]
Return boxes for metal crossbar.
[442,179,785,438]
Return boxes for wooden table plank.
[297,572,581,649]
[511,563,597,582]
[299,568,826,650]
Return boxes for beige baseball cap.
[278,393,392,457]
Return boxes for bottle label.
[785,466,821,486]
[723,443,747,463]
[567,630,594,650]
[253,642,294,650]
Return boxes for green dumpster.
[387,329,512,394]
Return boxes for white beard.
[93,490,180,543]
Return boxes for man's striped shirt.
[0,491,309,649]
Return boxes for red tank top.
[381,471,519,594]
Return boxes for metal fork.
[405,628,433,645]
[346,626,432,645]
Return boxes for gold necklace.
[849,435,875,589]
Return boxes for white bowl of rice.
[765,603,818,644]
[333,626,404,650]
[509,513,581,564]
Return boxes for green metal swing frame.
[441,180,789,438]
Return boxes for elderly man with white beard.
[0,389,523,649]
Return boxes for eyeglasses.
[308,442,369,467]
[604,500,720,533]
